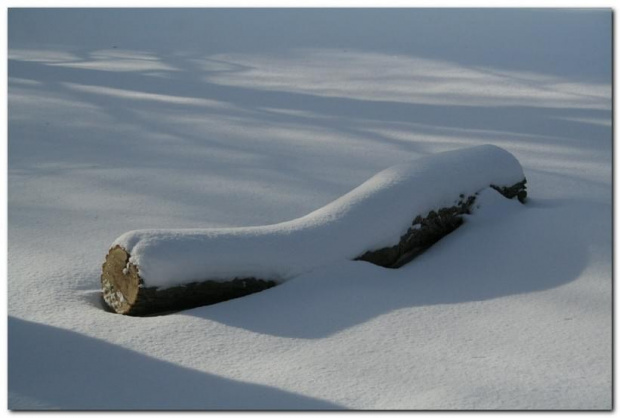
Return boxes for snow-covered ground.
[7,9,611,410]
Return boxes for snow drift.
[102,144,526,315]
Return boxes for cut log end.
[101,245,278,316]
[101,246,141,315]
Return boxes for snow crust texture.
[114,145,524,288]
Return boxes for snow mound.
[112,144,525,288]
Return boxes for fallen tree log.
[101,145,527,315]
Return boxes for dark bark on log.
[101,179,526,316]
[355,179,527,268]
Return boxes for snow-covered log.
[101,145,527,315]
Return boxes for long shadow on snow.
[8,55,611,178]
[9,53,608,234]
[8,56,611,222]
[184,197,601,339]
[9,56,405,217]
[8,58,611,143]
[8,316,343,410]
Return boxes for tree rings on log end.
[101,246,141,315]
[101,245,279,316]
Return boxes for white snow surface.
[116,145,524,288]
[8,9,611,410]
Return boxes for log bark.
[101,179,526,316]
[355,179,527,268]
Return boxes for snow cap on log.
[102,144,526,315]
